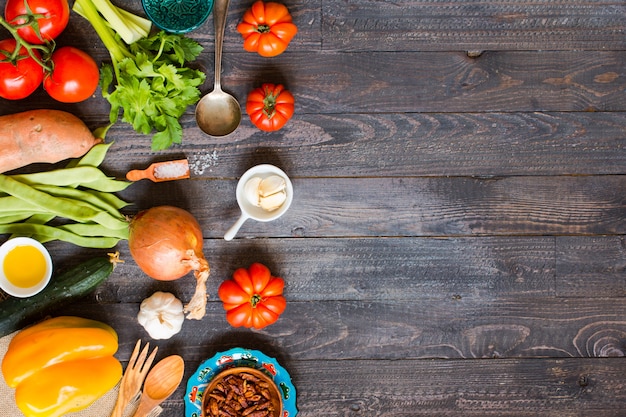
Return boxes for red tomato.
[218,263,287,329]
[246,83,295,131]
[4,0,70,44]
[44,46,99,103]
[237,1,298,57]
[0,38,44,100]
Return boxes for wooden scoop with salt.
[126,159,190,182]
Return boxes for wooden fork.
[110,340,159,417]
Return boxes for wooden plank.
[47,235,625,303]
[58,296,626,362]
[323,0,626,52]
[140,358,626,416]
[556,236,626,298]
[287,358,626,416]
[45,237,555,303]
[94,111,626,178]
[224,51,626,113]
[57,0,322,53]
[4,51,625,117]
[110,176,626,237]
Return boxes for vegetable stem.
[0,15,53,72]
[72,0,132,69]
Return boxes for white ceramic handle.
[224,214,249,241]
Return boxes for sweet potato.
[0,109,102,174]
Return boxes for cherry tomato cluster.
[0,0,99,102]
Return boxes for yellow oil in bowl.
[0,237,52,297]
[4,244,48,288]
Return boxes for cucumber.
[0,256,115,337]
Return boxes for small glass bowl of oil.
[0,237,52,298]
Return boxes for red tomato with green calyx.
[0,38,44,100]
[237,0,298,57]
[218,263,287,329]
[44,46,99,103]
[4,0,70,44]
[246,83,295,132]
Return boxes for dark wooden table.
[1,0,626,416]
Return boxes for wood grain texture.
[59,293,626,362]
[110,176,626,237]
[155,358,626,416]
[3,51,625,117]
[0,0,624,416]
[556,236,626,298]
[323,0,626,52]
[88,111,626,178]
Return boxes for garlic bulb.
[138,291,185,340]
[244,174,287,211]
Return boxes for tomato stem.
[262,89,278,119]
[0,15,53,72]
[250,294,263,308]
[256,24,271,34]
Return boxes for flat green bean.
[22,214,55,225]
[34,184,127,218]
[75,142,112,168]
[0,175,127,230]
[0,224,121,248]
[59,223,129,239]
[71,177,131,192]
[0,196,47,214]
[10,166,108,187]
[0,214,35,224]
[8,213,56,239]
[86,190,131,210]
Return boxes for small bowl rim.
[0,237,52,298]
[141,0,214,34]
[201,366,283,417]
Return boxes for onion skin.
[129,206,210,320]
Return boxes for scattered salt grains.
[154,161,189,179]
[189,151,219,175]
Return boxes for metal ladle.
[195,0,241,136]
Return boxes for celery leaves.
[100,32,206,151]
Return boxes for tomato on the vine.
[0,38,44,100]
[246,83,295,131]
[44,46,99,103]
[237,0,297,57]
[218,263,287,329]
[4,0,70,44]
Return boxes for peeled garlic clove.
[244,176,263,207]
[259,190,287,211]
[259,175,286,197]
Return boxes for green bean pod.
[0,224,123,248]
[0,175,127,230]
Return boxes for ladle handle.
[224,214,249,241]
[212,0,230,90]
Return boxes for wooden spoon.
[126,159,190,182]
[131,355,185,417]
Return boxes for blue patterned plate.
[185,348,298,417]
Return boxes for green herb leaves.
[100,31,206,151]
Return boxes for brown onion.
[129,205,210,320]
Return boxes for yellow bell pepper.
[1,316,122,417]
[15,356,122,417]
[9,316,117,345]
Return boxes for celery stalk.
[117,7,152,37]
[72,0,206,151]
[72,0,130,65]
